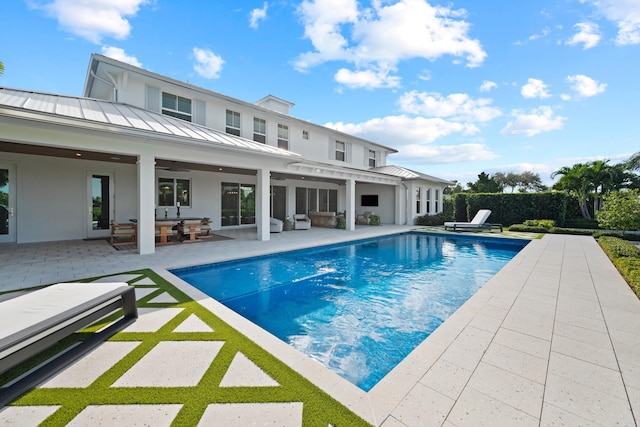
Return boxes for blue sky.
[1,0,639,186]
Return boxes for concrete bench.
[0,282,137,405]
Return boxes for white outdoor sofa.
[0,282,138,405]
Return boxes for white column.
[137,153,155,255]
[345,179,356,231]
[256,168,270,241]
[395,184,404,225]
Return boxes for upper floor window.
[302,130,309,140]
[253,117,266,144]
[226,109,241,136]
[335,141,346,162]
[369,149,376,167]
[162,92,192,122]
[277,124,289,150]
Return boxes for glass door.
[87,172,114,239]
[0,164,16,243]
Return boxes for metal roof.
[370,165,455,185]
[0,87,301,159]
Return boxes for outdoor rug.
[110,234,233,251]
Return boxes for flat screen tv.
[361,194,379,207]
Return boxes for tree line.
[448,151,640,220]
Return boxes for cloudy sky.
[1,0,638,185]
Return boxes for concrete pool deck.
[0,227,639,426]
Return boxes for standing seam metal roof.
[0,87,301,159]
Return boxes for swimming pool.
[172,232,527,391]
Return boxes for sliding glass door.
[0,164,15,243]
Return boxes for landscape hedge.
[598,236,640,298]
[464,192,567,226]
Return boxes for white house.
[0,54,452,254]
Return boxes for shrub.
[337,216,346,229]
[596,189,640,234]
[598,236,640,298]
[414,213,448,226]
[369,214,381,226]
[563,217,600,229]
[523,219,555,229]
[508,224,549,233]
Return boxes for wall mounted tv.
[361,195,379,207]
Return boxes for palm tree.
[0,60,4,76]
[626,151,640,171]
[551,163,595,219]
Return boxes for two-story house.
[0,54,451,254]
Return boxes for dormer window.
[162,92,192,122]
[226,109,241,136]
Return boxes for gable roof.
[0,87,301,159]
[371,165,455,185]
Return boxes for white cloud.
[501,106,566,137]
[392,142,498,164]
[529,27,551,41]
[334,67,401,89]
[566,74,607,97]
[192,48,224,79]
[326,115,479,146]
[567,22,601,49]
[480,80,497,92]
[100,46,142,67]
[584,0,640,45]
[295,0,486,84]
[398,91,502,123]
[521,78,551,99]
[249,2,268,29]
[33,0,150,44]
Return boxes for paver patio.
[0,227,638,426]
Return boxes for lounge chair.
[0,282,137,405]
[356,211,373,225]
[199,217,212,237]
[270,217,283,233]
[444,209,503,232]
[293,214,311,230]
[110,220,137,245]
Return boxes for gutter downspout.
[90,70,117,102]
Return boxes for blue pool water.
[172,232,527,391]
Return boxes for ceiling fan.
[158,161,190,172]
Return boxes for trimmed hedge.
[598,237,640,298]
[464,192,568,226]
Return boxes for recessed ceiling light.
[75,153,82,157]
[110,156,120,160]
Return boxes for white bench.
[0,282,137,405]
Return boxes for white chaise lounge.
[444,209,503,232]
[0,282,137,405]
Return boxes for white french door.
[0,163,16,243]
[87,171,115,239]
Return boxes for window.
[416,187,421,214]
[221,182,255,226]
[277,124,289,150]
[435,189,440,213]
[369,149,376,167]
[226,109,241,136]
[426,188,431,213]
[296,187,337,214]
[335,141,346,162]
[162,92,192,122]
[158,178,191,207]
[302,130,309,140]
[253,117,266,143]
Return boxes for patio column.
[137,153,155,254]
[345,178,356,231]
[395,184,404,225]
[256,168,270,241]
